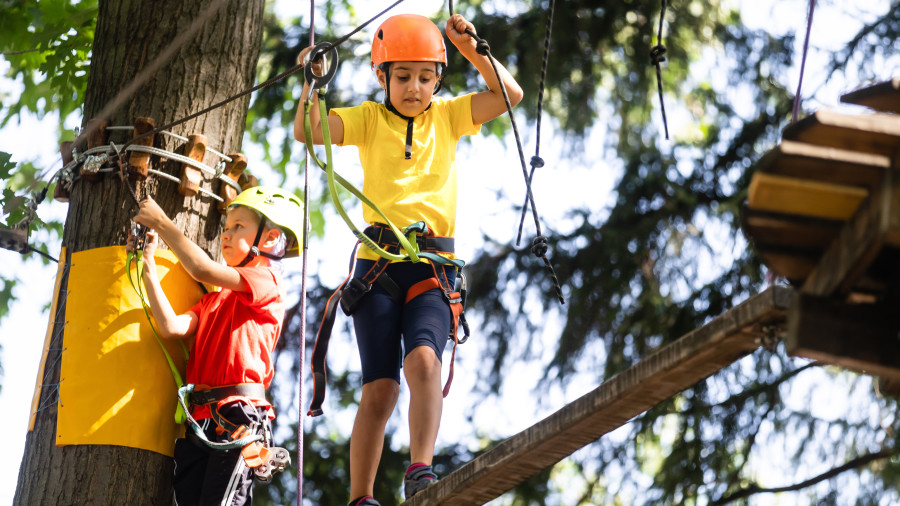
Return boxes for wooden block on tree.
[748,172,868,221]
[756,140,889,191]
[841,78,900,114]
[217,153,247,212]
[54,141,74,202]
[127,117,156,180]
[786,293,900,383]
[177,134,206,197]
[782,109,900,157]
[80,118,108,182]
[239,172,258,190]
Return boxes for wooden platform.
[742,79,900,400]
[404,287,792,505]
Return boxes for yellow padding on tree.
[748,172,868,221]
[58,245,202,456]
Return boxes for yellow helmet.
[229,186,304,258]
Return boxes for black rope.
[449,7,564,305]
[516,0,555,244]
[651,0,669,140]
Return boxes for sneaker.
[349,496,381,506]
[404,463,438,499]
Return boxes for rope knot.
[475,39,491,56]
[650,45,667,65]
[530,156,545,169]
[531,235,549,257]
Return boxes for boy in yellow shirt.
[295,13,523,505]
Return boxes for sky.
[1,0,897,504]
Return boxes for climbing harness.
[651,0,670,139]
[307,221,470,417]
[176,383,291,482]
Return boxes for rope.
[651,0,669,140]
[447,9,565,305]
[296,1,316,503]
[515,0,555,244]
[792,0,817,123]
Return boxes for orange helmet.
[371,14,447,69]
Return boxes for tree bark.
[15,1,264,504]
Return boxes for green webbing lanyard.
[125,250,190,424]
[302,88,465,270]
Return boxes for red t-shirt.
[187,265,285,419]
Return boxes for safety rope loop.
[652,0,670,140]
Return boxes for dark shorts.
[352,259,455,384]
[173,402,269,506]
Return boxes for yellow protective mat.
[58,245,202,456]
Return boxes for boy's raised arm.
[446,13,524,126]
[133,197,247,292]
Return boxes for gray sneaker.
[404,464,438,499]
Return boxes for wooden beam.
[404,287,793,506]
[782,109,900,157]
[756,140,889,191]
[801,169,900,297]
[841,78,900,114]
[786,293,900,382]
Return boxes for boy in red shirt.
[131,186,303,505]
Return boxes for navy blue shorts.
[352,259,455,384]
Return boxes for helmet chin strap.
[237,222,282,267]
[382,64,436,160]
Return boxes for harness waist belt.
[364,223,454,253]
[189,383,267,405]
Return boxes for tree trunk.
[15,1,264,504]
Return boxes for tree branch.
[712,446,900,505]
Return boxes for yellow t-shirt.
[330,93,481,261]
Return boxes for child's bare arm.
[132,231,199,339]
[293,46,345,145]
[446,14,524,125]
[133,197,247,291]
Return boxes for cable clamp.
[82,153,109,177]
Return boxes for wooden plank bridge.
[405,287,792,505]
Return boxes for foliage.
[0,0,96,130]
